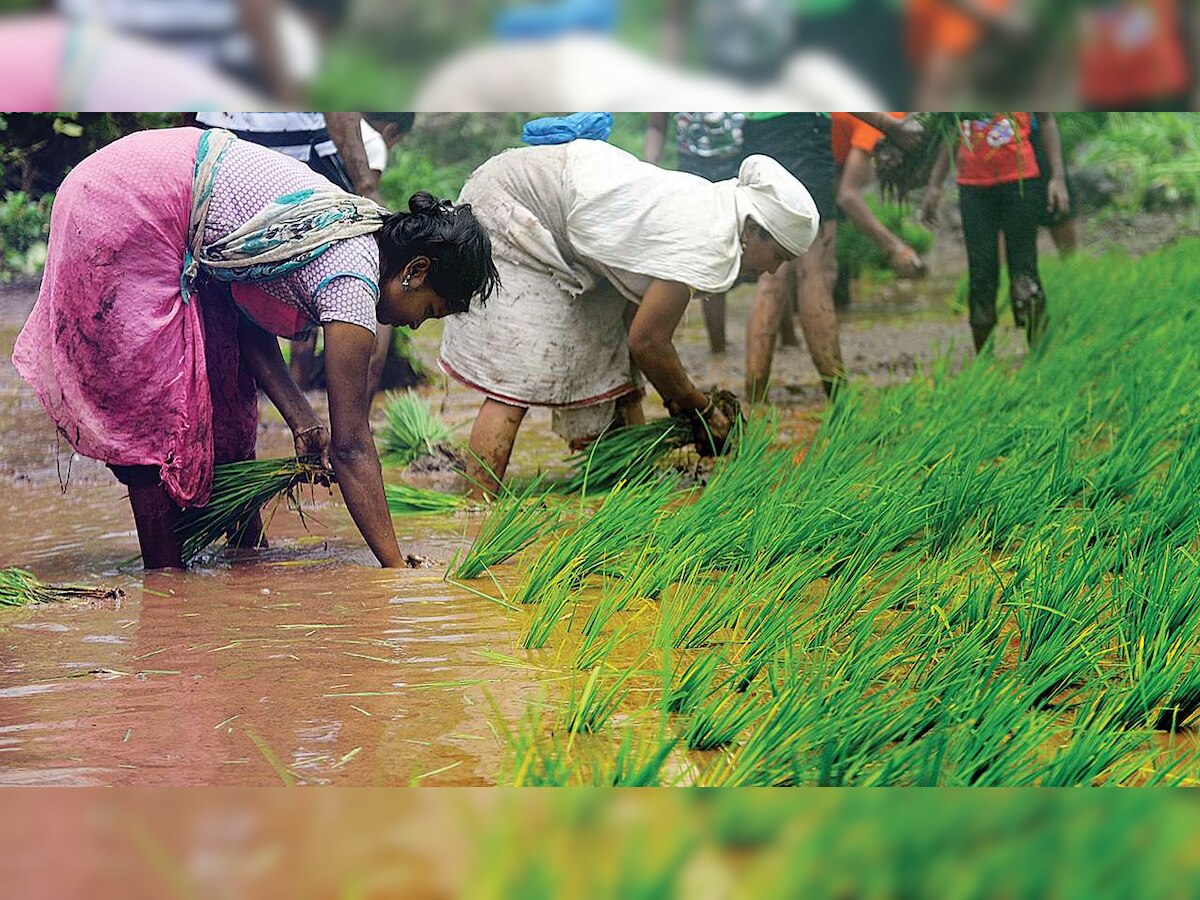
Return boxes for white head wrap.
[733,154,820,258]
[493,141,822,296]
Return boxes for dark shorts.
[742,113,836,223]
[678,151,744,184]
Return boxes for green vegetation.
[0,567,119,606]
[477,241,1200,786]
[0,191,52,282]
[175,457,328,565]
[378,391,455,466]
[384,482,469,516]
[1077,113,1200,212]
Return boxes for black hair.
[378,192,500,315]
[363,112,416,135]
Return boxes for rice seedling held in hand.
[0,567,122,607]
[384,482,469,516]
[174,456,329,565]
[378,391,456,466]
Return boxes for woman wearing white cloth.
[439,140,819,494]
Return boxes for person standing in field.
[921,113,1069,352]
[741,112,923,401]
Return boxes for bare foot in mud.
[404,554,434,569]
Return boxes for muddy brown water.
[0,260,1019,786]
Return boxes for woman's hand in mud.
[889,244,927,279]
[695,406,732,457]
[294,423,332,472]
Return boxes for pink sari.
[13,129,277,507]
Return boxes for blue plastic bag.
[522,112,614,146]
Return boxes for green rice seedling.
[0,567,119,606]
[450,478,560,579]
[561,665,633,736]
[378,391,454,465]
[384,482,468,515]
[595,726,680,787]
[664,651,722,715]
[521,570,577,650]
[560,418,690,495]
[514,474,677,606]
[1036,697,1157,787]
[175,456,328,564]
[680,682,764,751]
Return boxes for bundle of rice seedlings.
[384,482,468,516]
[175,456,327,565]
[378,392,455,466]
[450,479,560,579]
[0,567,121,607]
[561,418,691,495]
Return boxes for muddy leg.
[796,223,844,397]
[779,291,799,347]
[745,261,791,403]
[616,391,645,426]
[702,294,727,354]
[467,398,527,499]
[128,482,185,570]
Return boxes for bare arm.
[1034,112,1069,214]
[645,112,669,165]
[851,113,922,153]
[325,113,382,203]
[920,143,953,228]
[838,149,907,258]
[628,280,732,443]
[323,321,405,568]
[627,280,707,412]
[237,319,326,456]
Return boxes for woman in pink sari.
[13,127,498,569]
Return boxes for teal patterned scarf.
[182,128,389,302]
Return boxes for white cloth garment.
[439,142,819,442]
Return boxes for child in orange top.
[922,113,1069,352]
[830,111,925,284]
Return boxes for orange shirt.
[830,112,906,167]
[955,113,1040,188]
[1078,0,1189,106]
[907,0,1013,68]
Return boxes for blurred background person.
[832,110,926,279]
[645,111,748,353]
[1075,0,1196,112]
[921,113,1068,353]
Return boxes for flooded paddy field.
[7,227,1196,787]
[0,271,975,786]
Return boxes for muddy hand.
[294,424,333,479]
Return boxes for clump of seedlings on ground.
[0,567,123,606]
